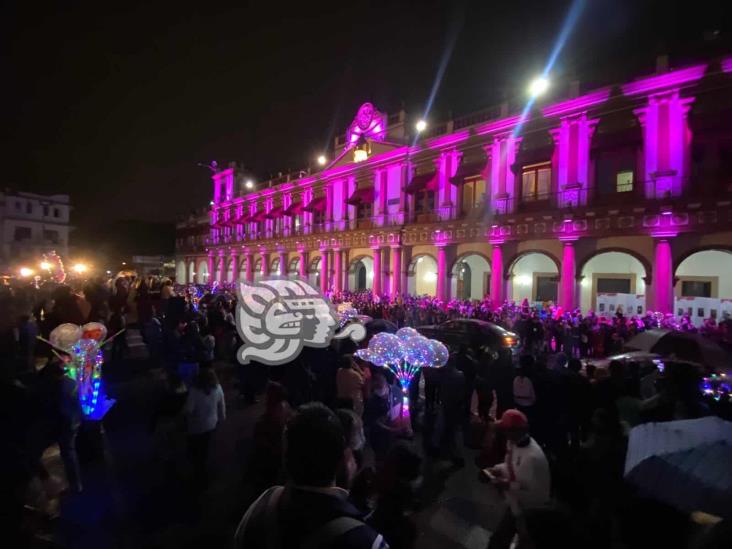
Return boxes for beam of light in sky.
[512,0,587,137]
[413,6,465,146]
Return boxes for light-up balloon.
[404,336,435,368]
[50,323,83,351]
[396,327,419,341]
[428,339,449,367]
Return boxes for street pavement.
[39,343,505,549]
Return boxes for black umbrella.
[365,318,398,337]
[625,330,731,372]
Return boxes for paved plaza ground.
[38,341,504,549]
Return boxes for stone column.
[320,249,330,294]
[559,240,577,310]
[244,252,253,283]
[278,250,287,277]
[490,242,504,307]
[333,249,343,293]
[230,249,239,283]
[207,251,215,285]
[436,245,448,301]
[390,246,402,296]
[260,251,269,279]
[298,249,308,279]
[372,247,382,296]
[217,251,226,284]
[653,238,674,314]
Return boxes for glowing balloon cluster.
[356,327,449,418]
[45,322,118,418]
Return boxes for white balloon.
[50,323,82,351]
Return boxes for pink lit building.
[176,55,732,315]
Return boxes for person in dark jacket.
[439,357,466,466]
[235,403,388,549]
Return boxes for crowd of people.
[1,277,730,548]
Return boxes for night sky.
[3,0,728,255]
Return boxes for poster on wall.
[674,296,726,327]
[596,293,646,317]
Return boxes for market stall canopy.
[302,196,326,212]
[625,330,731,372]
[625,417,732,518]
[405,171,438,194]
[449,161,485,185]
[283,200,303,216]
[346,187,375,205]
[264,206,283,219]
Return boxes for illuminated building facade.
[176,55,732,315]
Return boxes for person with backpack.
[234,402,388,549]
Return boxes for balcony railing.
[203,176,727,247]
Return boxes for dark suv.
[417,319,519,354]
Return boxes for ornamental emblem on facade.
[345,102,387,149]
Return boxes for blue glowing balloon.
[355,348,385,367]
[404,336,435,368]
[396,327,419,341]
[428,339,449,367]
[368,332,403,365]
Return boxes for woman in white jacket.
[183,367,226,484]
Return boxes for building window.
[597,277,632,294]
[596,148,636,196]
[15,201,21,211]
[462,177,486,213]
[521,162,551,201]
[414,190,435,215]
[14,226,32,241]
[616,170,634,193]
[313,210,325,227]
[681,280,712,298]
[535,275,558,302]
[43,230,59,244]
[53,208,60,218]
[357,201,372,220]
[43,205,49,216]
[26,202,33,214]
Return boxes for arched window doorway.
[451,254,491,300]
[580,251,647,312]
[188,261,195,284]
[271,257,280,277]
[253,257,262,282]
[176,261,186,284]
[288,257,300,278]
[675,250,732,299]
[309,257,321,289]
[510,253,558,305]
[407,255,437,296]
[197,260,209,284]
[348,256,373,290]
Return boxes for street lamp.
[245,179,254,189]
[19,267,34,277]
[528,76,550,98]
[72,263,88,274]
[415,119,427,133]
[40,261,52,270]
[317,155,327,166]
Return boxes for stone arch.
[188,261,196,284]
[508,251,560,304]
[238,257,248,281]
[576,247,653,283]
[270,256,280,276]
[197,259,209,284]
[309,256,321,288]
[288,257,300,277]
[407,253,438,296]
[226,257,235,283]
[253,257,262,282]
[580,251,648,312]
[673,245,732,275]
[348,255,373,291]
[176,260,186,284]
[674,248,732,300]
[505,249,561,280]
[450,252,491,300]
